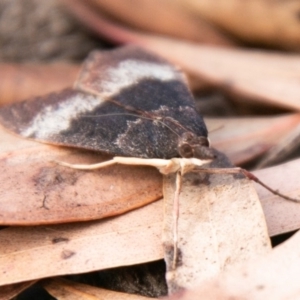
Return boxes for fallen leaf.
[70,12,300,110]
[0,281,36,300]
[254,158,300,237]
[66,0,300,51]
[62,0,234,47]
[0,200,163,286]
[58,11,300,110]
[255,122,300,168]
[0,63,79,106]
[0,159,298,286]
[163,152,271,294]
[0,126,162,225]
[168,228,300,300]
[43,278,154,299]
[178,0,300,51]
[206,114,300,165]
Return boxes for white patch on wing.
[21,93,103,138]
[101,59,183,96]
[114,118,146,153]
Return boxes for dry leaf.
[254,158,300,237]
[0,126,162,225]
[0,63,79,106]
[57,9,300,109]
[43,278,153,299]
[64,0,300,51]
[0,281,36,300]
[168,229,300,300]
[0,200,163,286]
[62,0,234,46]
[206,114,300,165]
[255,122,300,168]
[178,0,300,51]
[163,152,271,294]
[0,160,298,286]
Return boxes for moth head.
[178,132,215,159]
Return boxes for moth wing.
[75,46,208,145]
[0,46,208,158]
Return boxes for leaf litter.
[0,9,300,297]
[0,155,299,287]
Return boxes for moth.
[0,46,297,271]
[0,46,212,162]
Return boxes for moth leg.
[112,157,173,169]
[56,157,211,176]
[193,167,300,203]
[55,158,118,170]
[55,156,176,172]
[112,157,205,174]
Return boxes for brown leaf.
[163,152,271,294]
[0,63,80,106]
[0,160,298,286]
[168,229,300,300]
[254,158,300,237]
[178,0,300,51]
[43,278,154,299]
[255,122,300,168]
[0,201,163,286]
[0,127,162,225]
[0,281,36,300]
[206,114,300,165]
[55,10,300,108]
[67,0,300,51]
[62,0,234,47]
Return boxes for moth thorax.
[178,132,214,159]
